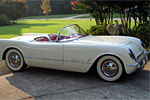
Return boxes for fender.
[2,46,24,60]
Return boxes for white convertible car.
[0,24,149,81]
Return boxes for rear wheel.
[97,56,124,81]
[5,49,27,72]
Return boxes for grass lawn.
[21,14,80,19]
[0,19,96,39]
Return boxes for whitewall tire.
[5,49,26,72]
[97,56,124,81]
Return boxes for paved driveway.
[0,61,150,100]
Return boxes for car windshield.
[58,24,88,41]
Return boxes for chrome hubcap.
[8,52,21,68]
[101,60,118,77]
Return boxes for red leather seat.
[49,35,57,41]
[64,36,71,39]
[49,34,60,41]
[35,37,49,41]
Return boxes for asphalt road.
[0,61,150,100]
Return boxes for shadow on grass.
[0,22,59,36]
[17,23,58,26]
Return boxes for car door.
[62,41,92,72]
[25,41,63,69]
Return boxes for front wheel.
[5,49,27,72]
[97,56,124,82]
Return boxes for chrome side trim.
[64,59,92,64]
[128,63,139,67]
[24,56,62,62]
[24,56,92,64]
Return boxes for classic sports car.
[0,24,149,81]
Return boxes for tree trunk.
[111,12,113,25]
[129,16,131,32]
[108,7,111,24]
[95,18,99,25]
[12,20,15,24]
[133,17,137,29]
[119,12,125,33]
[124,12,128,33]
[104,13,107,25]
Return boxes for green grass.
[76,13,120,18]
[0,17,136,39]
[0,19,96,39]
[21,14,80,19]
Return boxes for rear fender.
[2,46,24,60]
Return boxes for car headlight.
[128,49,136,61]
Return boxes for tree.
[0,0,28,24]
[0,0,5,3]
[71,0,116,25]
[9,0,28,23]
[41,0,51,15]
[71,0,150,47]
[71,0,150,32]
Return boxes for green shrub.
[122,21,150,48]
[87,25,109,36]
[0,15,10,26]
[135,21,150,47]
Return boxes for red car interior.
[35,34,87,42]
[35,37,49,41]
[48,34,58,41]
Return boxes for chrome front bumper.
[128,51,149,69]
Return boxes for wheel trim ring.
[8,52,21,68]
[100,59,119,78]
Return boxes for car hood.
[78,36,131,46]
[78,36,143,57]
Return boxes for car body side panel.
[62,40,136,73]
[63,43,99,72]
[23,41,63,69]
[0,39,63,69]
